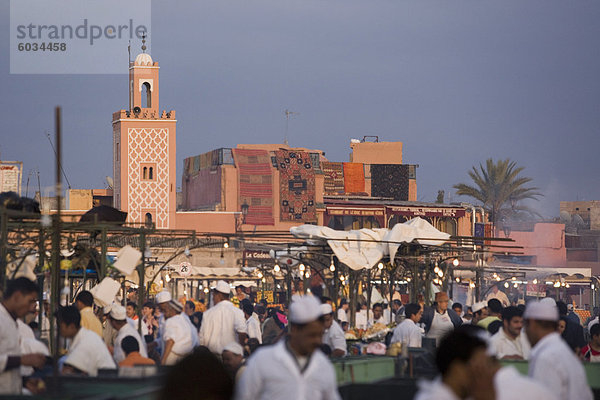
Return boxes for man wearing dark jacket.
[421,292,462,346]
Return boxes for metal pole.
[138,231,146,334]
[50,106,63,381]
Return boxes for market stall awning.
[290,217,450,270]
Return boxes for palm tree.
[453,159,542,232]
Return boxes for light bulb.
[223,242,229,249]
[406,277,411,282]
[261,277,266,283]
[434,266,440,274]
[165,273,171,283]
[339,275,345,282]
[437,270,444,278]
[469,282,475,289]
[566,283,570,288]
[299,263,305,272]
[257,271,263,279]
[513,283,518,288]
[455,277,460,282]
[203,287,209,293]
[532,279,538,285]
[305,271,311,278]
[453,259,459,267]
[330,264,335,272]
[274,264,280,272]
[378,262,384,270]
[504,282,509,288]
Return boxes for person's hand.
[24,378,46,394]
[21,353,46,369]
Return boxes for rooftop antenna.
[128,40,131,66]
[284,109,299,146]
[45,130,71,190]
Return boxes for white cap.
[289,295,322,324]
[110,304,127,320]
[472,301,487,313]
[215,280,231,295]
[222,342,244,356]
[540,297,557,307]
[155,290,172,304]
[103,303,113,315]
[320,303,333,315]
[524,301,559,322]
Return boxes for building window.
[140,163,157,181]
[142,82,151,108]
[145,212,153,227]
[327,215,381,231]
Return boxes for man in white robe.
[235,295,340,400]
[109,304,147,364]
[0,278,46,394]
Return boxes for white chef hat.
[110,304,127,320]
[472,301,487,313]
[540,297,557,307]
[103,303,113,315]
[223,342,244,356]
[289,295,322,324]
[320,303,333,315]
[524,301,559,322]
[155,290,172,304]
[215,280,231,295]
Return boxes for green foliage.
[453,159,542,227]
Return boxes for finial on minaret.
[141,32,147,53]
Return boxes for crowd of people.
[0,275,597,399]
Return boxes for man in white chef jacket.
[199,281,247,355]
[57,305,116,376]
[235,295,340,400]
[155,291,198,365]
[524,300,593,400]
[109,304,148,364]
[320,303,346,357]
[390,303,423,348]
[0,278,46,394]
[488,306,530,360]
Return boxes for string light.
[305,270,311,279]
[257,271,263,279]
[437,270,444,278]
[469,281,476,289]
[378,262,384,270]
[434,266,440,274]
[274,264,280,272]
[165,273,171,283]
[504,282,509,288]
[203,287,209,293]
[453,259,459,267]
[455,277,460,283]
[299,263,306,272]
[223,241,229,249]
[532,279,538,285]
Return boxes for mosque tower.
[112,37,177,228]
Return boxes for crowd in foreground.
[0,276,596,399]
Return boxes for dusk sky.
[1,1,599,217]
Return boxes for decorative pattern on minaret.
[127,127,170,228]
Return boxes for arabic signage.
[387,206,465,217]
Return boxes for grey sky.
[1,0,599,217]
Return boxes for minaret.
[112,37,177,228]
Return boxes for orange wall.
[350,141,403,164]
[175,211,237,233]
[508,223,566,267]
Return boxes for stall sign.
[526,283,546,297]
[256,290,274,304]
[178,262,192,277]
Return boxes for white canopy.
[290,217,450,270]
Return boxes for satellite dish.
[133,106,141,115]
[105,176,114,189]
[559,211,571,224]
[573,214,585,227]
